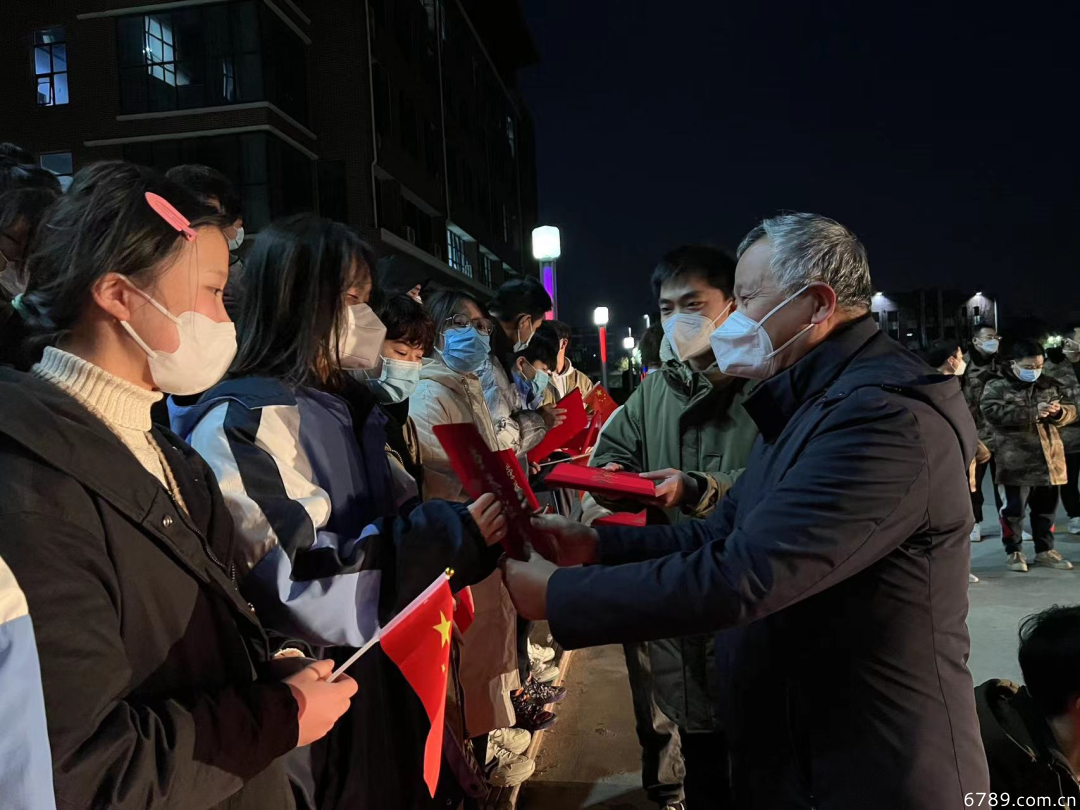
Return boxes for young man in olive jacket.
[583,245,759,810]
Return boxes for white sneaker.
[1007,551,1029,573]
[530,661,560,683]
[970,524,982,543]
[528,640,555,665]
[969,572,980,583]
[1034,550,1074,570]
[1069,517,1080,535]
[490,727,532,755]
[484,741,536,787]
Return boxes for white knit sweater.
[33,347,176,496]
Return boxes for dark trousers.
[681,729,730,809]
[1001,485,1059,554]
[1062,453,1080,518]
[517,616,532,682]
[971,453,1003,522]
[623,642,684,807]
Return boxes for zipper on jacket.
[165,490,238,586]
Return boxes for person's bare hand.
[539,405,567,429]
[530,513,599,567]
[1047,401,1063,417]
[501,545,557,620]
[285,660,358,747]
[602,463,624,472]
[639,468,696,509]
[468,493,509,546]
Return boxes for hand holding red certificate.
[432,423,543,560]
[527,389,589,463]
[544,463,657,501]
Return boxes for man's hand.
[530,513,599,567]
[639,468,699,509]
[602,463,624,472]
[468,493,509,547]
[501,546,557,620]
[539,405,567,429]
[284,659,358,747]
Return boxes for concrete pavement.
[521,480,1080,808]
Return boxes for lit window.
[480,254,494,287]
[34,27,69,107]
[446,229,472,278]
[40,152,74,191]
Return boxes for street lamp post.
[594,306,609,391]
[532,226,561,320]
[622,334,636,394]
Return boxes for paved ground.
[521,479,1080,809]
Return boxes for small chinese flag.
[454,586,476,635]
[380,572,455,797]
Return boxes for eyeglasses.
[443,314,494,336]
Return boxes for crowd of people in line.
[3,142,1080,810]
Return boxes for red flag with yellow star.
[380,572,455,797]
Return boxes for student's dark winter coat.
[0,368,298,810]
[547,317,990,809]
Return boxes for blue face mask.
[530,370,551,399]
[367,357,422,404]
[440,326,491,375]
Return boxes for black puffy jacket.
[0,368,299,810]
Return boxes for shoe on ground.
[1034,550,1074,570]
[1069,517,1080,535]
[528,640,556,664]
[1006,552,1029,572]
[513,702,557,732]
[969,573,979,583]
[524,677,567,706]
[530,661,560,683]
[489,727,532,755]
[663,804,686,810]
[970,524,982,543]
[484,741,535,787]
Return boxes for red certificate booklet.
[544,463,657,500]
[526,389,589,463]
[433,423,541,560]
[584,385,618,422]
[593,510,647,527]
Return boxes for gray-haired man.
[503,213,989,808]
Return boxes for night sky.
[519,2,1080,338]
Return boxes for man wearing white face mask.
[503,213,989,809]
[963,324,1005,539]
[581,244,760,810]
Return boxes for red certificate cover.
[432,423,541,560]
[544,463,657,500]
[584,385,618,422]
[496,449,540,511]
[593,510,647,527]
[526,389,589,463]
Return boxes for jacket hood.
[169,377,296,439]
[819,320,978,465]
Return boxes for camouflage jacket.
[1043,357,1080,454]
[962,349,1001,450]
[980,370,1078,486]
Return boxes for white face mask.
[977,338,1000,355]
[662,301,734,363]
[514,318,535,353]
[119,277,237,395]
[709,285,814,380]
[226,225,245,252]
[952,357,968,377]
[335,303,387,370]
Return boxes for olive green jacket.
[585,349,759,731]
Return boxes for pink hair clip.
[145,192,197,242]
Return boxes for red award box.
[432,423,541,560]
[593,510,647,527]
[526,389,589,464]
[544,463,657,500]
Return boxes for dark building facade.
[871,289,998,350]
[0,0,540,296]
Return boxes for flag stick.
[328,633,381,682]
